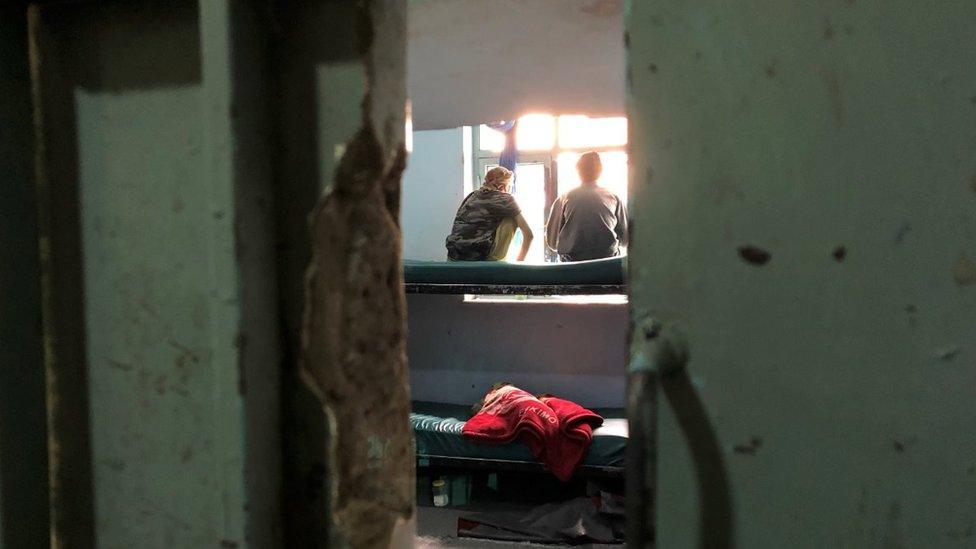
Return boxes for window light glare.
[558,115,628,149]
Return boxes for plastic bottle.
[432,478,449,507]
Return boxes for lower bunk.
[411,401,628,479]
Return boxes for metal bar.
[626,369,657,548]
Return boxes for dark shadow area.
[269,1,363,546]
[0,6,50,547]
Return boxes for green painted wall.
[31,1,282,546]
[628,1,976,547]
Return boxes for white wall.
[402,130,627,408]
[408,0,625,130]
[408,296,627,407]
[402,128,464,260]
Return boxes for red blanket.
[539,395,604,481]
[462,385,603,481]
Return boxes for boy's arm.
[515,213,534,262]
[615,197,629,248]
[545,197,564,253]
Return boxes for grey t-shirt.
[545,183,628,260]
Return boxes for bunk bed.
[405,256,629,478]
[411,401,627,478]
[403,255,626,295]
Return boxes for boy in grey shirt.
[545,152,628,261]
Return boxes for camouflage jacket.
[445,188,521,261]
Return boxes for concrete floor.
[415,505,623,548]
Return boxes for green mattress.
[411,401,627,469]
[403,256,626,286]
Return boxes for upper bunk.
[403,255,626,295]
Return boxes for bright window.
[479,113,557,153]
[558,115,628,149]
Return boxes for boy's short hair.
[483,166,514,190]
[576,151,603,182]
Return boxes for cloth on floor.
[461,384,603,481]
[456,496,624,544]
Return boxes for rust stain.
[904,304,917,327]
[580,0,622,17]
[884,502,904,547]
[154,375,167,396]
[894,222,912,244]
[172,197,185,213]
[108,359,133,372]
[822,17,835,40]
[738,245,771,266]
[711,176,746,204]
[951,253,976,286]
[948,526,974,541]
[821,70,846,127]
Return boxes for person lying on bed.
[445,166,534,261]
[545,151,628,262]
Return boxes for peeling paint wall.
[298,0,414,547]
[271,1,373,545]
[627,1,976,547]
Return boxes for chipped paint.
[933,346,962,362]
[299,2,413,547]
[738,245,771,266]
[952,254,976,286]
[733,436,763,455]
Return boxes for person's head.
[483,166,514,192]
[576,151,603,183]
